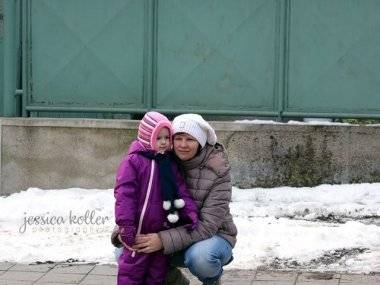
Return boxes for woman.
[112,113,237,285]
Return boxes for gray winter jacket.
[112,143,237,255]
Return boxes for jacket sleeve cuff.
[111,226,122,248]
[119,226,136,247]
[158,230,176,255]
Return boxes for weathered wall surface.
[218,123,380,188]
[1,118,379,195]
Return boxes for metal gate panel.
[24,0,147,111]
[286,0,380,115]
[155,0,279,113]
[0,0,3,115]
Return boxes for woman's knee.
[185,250,221,279]
[183,240,222,279]
[183,236,233,282]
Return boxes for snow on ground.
[0,184,379,273]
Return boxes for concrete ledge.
[1,118,379,195]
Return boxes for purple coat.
[114,140,198,247]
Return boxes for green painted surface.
[25,0,146,109]
[0,0,378,118]
[0,0,3,116]
[287,0,380,114]
[156,0,278,111]
[3,0,17,117]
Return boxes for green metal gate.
[285,0,380,118]
[1,0,380,118]
[23,0,148,116]
[0,0,3,115]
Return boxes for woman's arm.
[160,172,231,254]
[135,169,232,255]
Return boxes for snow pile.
[0,184,379,273]
[230,184,380,273]
[0,188,115,264]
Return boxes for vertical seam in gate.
[151,0,158,110]
[281,0,291,121]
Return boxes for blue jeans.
[171,235,233,284]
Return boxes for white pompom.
[163,201,171,210]
[174,199,185,209]
[167,212,179,223]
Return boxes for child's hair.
[137,111,172,151]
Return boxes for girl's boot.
[166,267,190,285]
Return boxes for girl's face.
[173,133,200,161]
[156,127,171,153]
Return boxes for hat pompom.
[167,212,179,223]
[174,199,185,209]
[163,201,171,210]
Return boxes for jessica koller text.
[19,210,111,234]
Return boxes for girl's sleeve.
[114,155,139,247]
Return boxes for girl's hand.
[117,234,135,252]
[134,233,163,253]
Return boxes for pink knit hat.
[138,111,172,151]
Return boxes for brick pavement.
[0,262,379,285]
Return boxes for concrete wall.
[1,118,380,195]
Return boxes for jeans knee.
[184,249,221,280]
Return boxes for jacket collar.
[180,144,213,170]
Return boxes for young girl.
[114,111,198,285]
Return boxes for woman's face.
[173,133,200,161]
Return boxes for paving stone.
[36,272,84,284]
[222,277,252,285]
[1,264,380,285]
[9,264,55,273]
[219,269,256,285]
[88,265,117,276]
[255,271,297,281]
[296,272,340,284]
[296,281,339,285]
[251,280,294,285]
[339,273,380,284]
[35,283,76,285]
[222,279,254,285]
[224,269,257,278]
[50,264,95,274]
[0,271,44,282]
[0,263,15,271]
[0,280,33,285]
[79,274,117,285]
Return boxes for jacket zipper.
[132,159,155,258]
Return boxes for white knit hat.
[172,114,217,147]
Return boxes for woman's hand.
[133,233,163,253]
